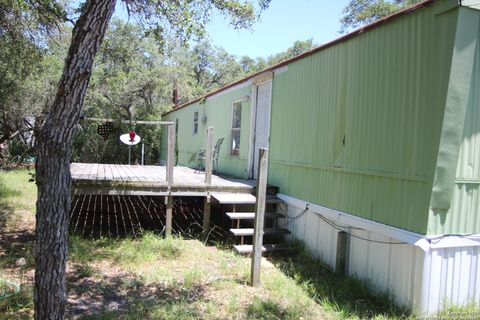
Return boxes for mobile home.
[161,0,480,314]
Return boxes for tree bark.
[34,1,116,319]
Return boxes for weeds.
[3,169,479,319]
[0,170,35,211]
[0,284,33,319]
[113,233,184,267]
[276,240,412,319]
[183,268,204,289]
[246,297,288,320]
[433,303,480,320]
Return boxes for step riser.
[214,191,289,257]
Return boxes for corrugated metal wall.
[268,4,459,234]
[283,203,338,268]
[422,245,480,315]
[161,101,204,165]
[428,7,480,234]
[348,229,425,309]
[161,84,253,178]
[282,203,424,310]
[161,2,480,235]
[284,200,480,315]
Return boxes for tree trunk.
[34,1,116,319]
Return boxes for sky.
[204,0,349,58]
[113,0,350,59]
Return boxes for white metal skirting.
[279,202,423,308]
[278,195,480,315]
[422,246,480,315]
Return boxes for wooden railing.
[83,117,176,185]
[166,122,175,187]
[205,126,213,186]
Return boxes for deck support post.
[251,148,269,287]
[336,231,348,274]
[205,126,213,185]
[202,194,211,242]
[166,123,175,186]
[165,195,173,237]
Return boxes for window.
[193,111,199,134]
[231,101,242,155]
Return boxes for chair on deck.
[195,138,224,173]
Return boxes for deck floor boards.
[71,163,255,196]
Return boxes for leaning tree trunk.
[34,1,116,319]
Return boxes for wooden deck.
[71,163,256,196]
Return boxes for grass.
[1,168,480,319]
[67,232,327,319]
[0,170,36,319]
[0,170,36,209]
[275,241,412,319]
[435,304,480,320]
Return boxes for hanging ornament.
[129,130,136,141]
[120,131,141,145]
[97,122,115,140]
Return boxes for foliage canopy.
[340,0,421,32]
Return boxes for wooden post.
[251,148,268,287]
[202,194,211,241]
[166,123,175,186]
[165,196,173,237]
[335,231,348,274]
[205,126,213,185]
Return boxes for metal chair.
[195,138,224,173]
[212,137,224,172]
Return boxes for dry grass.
[2,169,478,319]
[0,170,327,320]
[67,235,327,319]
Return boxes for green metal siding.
[428,7,480,234]
[161,84,252,178]
[160,1,480,235]
[160,101,204,165]
[268,4,459,234]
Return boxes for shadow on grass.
[275,241,412,319]
[67,268,206,319]
[246,297,303,320]
[0,204,13,234]
[0,177,21,231]
[0,231,35,270]
[0,179,35,270]
[0,187,35,270]
[0,285,34,319]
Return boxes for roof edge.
[162,0,442,117]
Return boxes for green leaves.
[122,0,270,44]
[340,0,421,33]
[0,0,66,152]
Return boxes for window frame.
[192,111,199,135]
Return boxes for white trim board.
[277,193,424,245]
[207,79,252,101]
[277,193,480,250]
[273,65,288,75]
[416,235,480,252]
[247,77,273,179]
